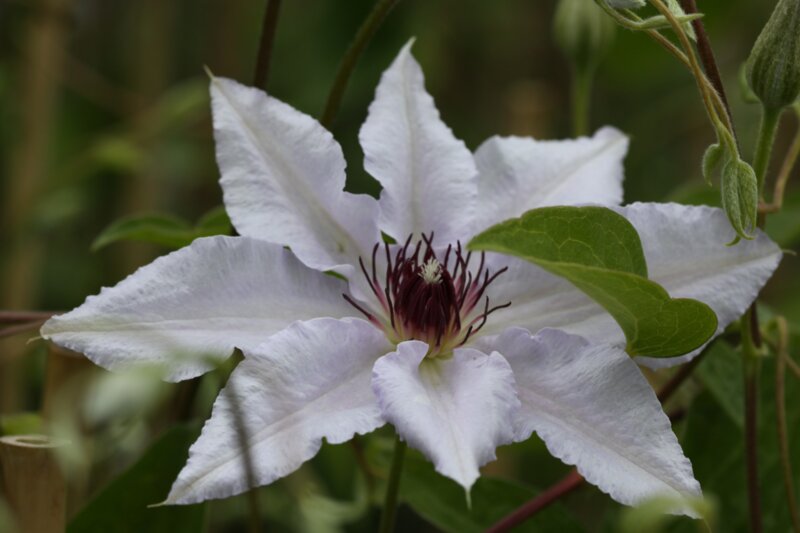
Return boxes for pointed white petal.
[481,204,781,366]
[359,41,478,243]
[485,328,701,514]
[211,77,380,274]
[165,317,391,504]
[472,127,628,232]
[372,342,519,491]
[41,237,355,381]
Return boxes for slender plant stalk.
[207,7,288,528]
[762,112,800,213]
[787,352,800,381]
[657,3,770,529]
[350,433,376,493]
[485,470,584,533]
[224,377,262,533]
[741,308,764,533]
[736,93,785,533]
[0,320,47,340]
[320,0,401,128]
[600,3,733,139]
[315,0,403,490]
[571,67,592,137]
[253,0,282,89]
[649,0,729,141]
[0,311,56,322]
[753,108,782,195]
[657,346,710,403]
[774,318,800,533]
[678,0,734,126]
[378,435,407,533]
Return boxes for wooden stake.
[42,345,93,420]
[0,435,67,533]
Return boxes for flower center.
[344,233,510,356]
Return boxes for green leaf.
[92,207,232,252]
[92,213,194,251]
[676,356,800,532]
[68,424,204,533]
[665,0,697,41]
[195,205,232,235]
[696,340,744,428]
[701,143,724,186]
[400,451,581,532]
[468,206,718,357]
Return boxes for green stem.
[753,106,781,196]
[320,0,400,128]
[765,113,800,211]
[378,435,407,533]
[741,308,764,533]
[571,67,592,137]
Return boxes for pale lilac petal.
[472,127,628,232]
[41,236,355,382]
[165,318,391,504]
[482,328,701,514]
[372,342,519,492]
[211,76,380,275]
[359,40,478,244]
[481,204,780,366]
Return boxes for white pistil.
[419,258,442,284]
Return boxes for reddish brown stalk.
[484,470,584,533]
[0,311,56,323]
[0,320,47,340]
[678,0,734,127]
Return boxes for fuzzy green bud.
[554,0,616,71]
[721,159,759,240]
[746,0,800,112]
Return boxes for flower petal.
[165,317,391,504]
[211,76,380,274]
[472,127,628,232]
[41,236,355,382]
[371,342,519,492]
[359,40,478,243]
[481,204,781,366]
[484,328,701,514]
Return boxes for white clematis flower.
[41,41,782,513]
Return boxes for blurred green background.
[1,0,799,532]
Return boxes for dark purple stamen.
[344,233,510,353]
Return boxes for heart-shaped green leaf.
[468,206,718,358]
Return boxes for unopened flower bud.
[721,159,759,240]
[554,0,616,71]
[746,0,800,112]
